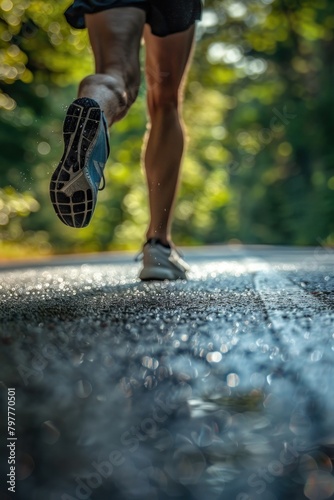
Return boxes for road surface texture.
[0,245,334,500]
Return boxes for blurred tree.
[0,0,333,256]
[0,0,92,254]
[185,0,334,246]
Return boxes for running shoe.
[50,97,110,228]
[138,238,190,281]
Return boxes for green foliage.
[0,186,49,257]
[0,0,333,257]
[187,0,334,246]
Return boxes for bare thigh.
[143,24,196,112]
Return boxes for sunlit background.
[0,0,333,258]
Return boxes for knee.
[147,86,179,117]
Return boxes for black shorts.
[65,0,202,37]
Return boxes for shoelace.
[94,162,106,191]
[99,176,105,191]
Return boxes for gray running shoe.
[138,239,190,281]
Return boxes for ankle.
[146,234,172,248]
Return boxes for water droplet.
[142,356,159,369]
[75,379,92,398]
[310,350,323,362]
[71,352,84,366]
[206,351,222,363]
[227,373,239,387]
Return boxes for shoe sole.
[49,102,101,228]
[139,266,187,281]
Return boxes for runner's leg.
[143,25,196,245]
[79,7,146,125]
[50,7,146,229]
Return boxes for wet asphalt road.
[0,245,334,500]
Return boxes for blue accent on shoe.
[49,97,110,228]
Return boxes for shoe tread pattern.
[50,101,101,228]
